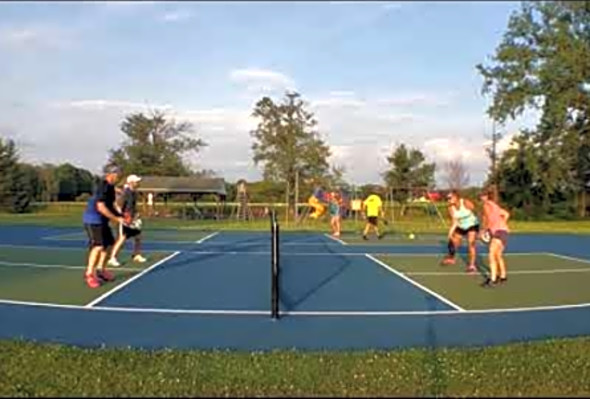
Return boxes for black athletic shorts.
[367,216,378,226]
[454,225,480,236]
[122,225,141,239]
[491,230,508,247]
[84,223,115,249]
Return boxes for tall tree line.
[0,137,98,213]
[478,1,590,218]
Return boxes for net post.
[270,210,280,319]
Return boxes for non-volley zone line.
[85,251,181,308]
[2,257,587,277]
[41,236,361,247]
[2,298,590,316]
[3,244,588,261]
[365,254,465,311]
[0,260,143,272]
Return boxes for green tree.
[74,167,95,198]
[54,163,79,201]
[108,111,206,177]
[9,165,33,213]
[0,138,33,213]
[477,1,590,215]
[250,92,331,208]
[37,163,59,202]
[0,138,19,209]
[494,132,539,215]
[19,163,42,201]
[383,144,436,203]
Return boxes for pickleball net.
[270,210,280,319]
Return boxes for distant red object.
[427,192,442,202]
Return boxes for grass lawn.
[1,337,590,397]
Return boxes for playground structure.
[386,186,448,230]
[230,179,254,221]
[297,187,351,223]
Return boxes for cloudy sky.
[0,1,538,186]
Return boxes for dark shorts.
[122,225,141,239]
[367,216,378,226]
[491,230,508,247]
[84,223,115,249]
[454,225,480,236]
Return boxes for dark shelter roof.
[136,176,227,196]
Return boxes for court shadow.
[278,253,354,312]
[455,251,489,279]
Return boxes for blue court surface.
[1,225,590,351]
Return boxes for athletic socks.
[447,239,456,257]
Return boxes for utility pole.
[489,120,503,200]
[491,120,497,186]
[294,168,299,221]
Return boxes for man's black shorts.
[367,216,378,226]
[454,225,480,236]
[122,225,141,239]
[84,223,115,249]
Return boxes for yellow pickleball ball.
[409,233,415,240]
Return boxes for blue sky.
[0,1,535,186]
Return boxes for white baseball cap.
[126,174,142,184]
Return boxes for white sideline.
[195,232,219,244]
[365,254,465,311]
[85,251,181,308]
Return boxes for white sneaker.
[108,258,121,267]
[133,254,147,263]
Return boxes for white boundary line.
[545,252,590,265]
[406,268,590,276]
[41,233,84,241]
[324,233,348,246]
[0,244,161,253]
[195,232,219,244]
[2,298,590,316]
[3,258,588,276]
[0,245,563,259]
[84,251,181,308]
[0,260,143,272]
[365,254,465,311]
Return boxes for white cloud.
[423,138,476,162]
[39,99,260,180]
[51,100,173,112]
[312,97,365,109]
[382,2,404,11]
[8,87,517,186]
[0,26,72,50]
[161,9,194,23]
[376,92,455,107]
[101,1,157,8]
[229,68,296,94]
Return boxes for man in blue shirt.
[83,165,124,288]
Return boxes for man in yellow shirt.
[362,192,385,240]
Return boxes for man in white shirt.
[108,175,147,267]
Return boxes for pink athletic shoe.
[466,264,477,274]
[85,274,101,289]
[97,269,115,282]
[441,256,456,266]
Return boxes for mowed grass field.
[1,338,590,397]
